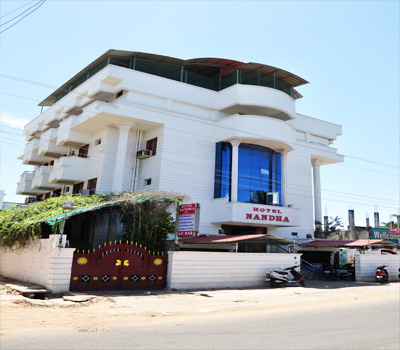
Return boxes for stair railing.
[301,258,316,278]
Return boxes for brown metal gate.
[70,242,167,291]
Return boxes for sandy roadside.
[1,281,399,334]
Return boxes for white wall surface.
[167,251,302,290]
[355,251,400,282]
[0,235,75,293]
[19,63,344,240]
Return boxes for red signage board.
[177,204,196,237]
[389,229,400,233]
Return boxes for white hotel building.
[17,50,343,240]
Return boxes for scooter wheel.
[300,280,306,287]
[270,279,286,288]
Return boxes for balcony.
[218,84,296,121]
[211,198,300,228]
[21,138,53,165]
[56,116,91,147]
[49,155,89,184]
[31,165,62,191]
[37,128,68,157]
[16,172,44,195]
[216,114,295,151]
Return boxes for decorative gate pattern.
[70,242,167,291]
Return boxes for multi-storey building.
[17,50,343,240]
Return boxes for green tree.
[381,214,398,228]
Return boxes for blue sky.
[0,0,399,228]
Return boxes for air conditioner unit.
[136,150,152,159]
[267,192,280,205]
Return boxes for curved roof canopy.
[39,49,308,106]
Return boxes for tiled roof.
[299,239,385,247]
[179,234,292,244]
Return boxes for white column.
[230,140,241,202]
[280,150,288,206]
[312,159,322,226]
[112,121,134,193]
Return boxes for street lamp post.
[58,202,76,247]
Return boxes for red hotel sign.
[177,204,196,237]
[245,207,290,223]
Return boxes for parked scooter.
[265,265,306,288]
[375,264,389,284]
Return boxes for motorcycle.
[265,265,306,288]
[336,263,355,280]
[323,263,355,280]
[375,264,389,284]
[323,265,337,280]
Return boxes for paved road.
[1,294,399,350]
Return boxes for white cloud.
[0,112,30,130]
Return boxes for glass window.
[146,138,158,156]
[238,144,281,205]
[214,142,282,205]
[214,142,232,199]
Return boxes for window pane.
[214,142,231,199]
[238,144,282,205]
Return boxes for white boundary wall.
[355,251,400,282]
[167,251,302,290]
[0,235,75,293]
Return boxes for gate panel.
[120,255,167,290]
[70,243,167,291]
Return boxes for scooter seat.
[273,271,288,275]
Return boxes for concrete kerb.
[1,278,399,313]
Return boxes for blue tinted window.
[214,142,282,205]
[238,144,282,205]
[214,142,232,199]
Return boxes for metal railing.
[301,258,316,278]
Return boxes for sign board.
[242,205,298,227]
[177,204,199,237]
[389,229,400,233]
[370,228,400,244]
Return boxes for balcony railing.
[54,58,293,103]
[49,155,89,184]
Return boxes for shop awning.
[179,234,293,245]
[299,239,398,248]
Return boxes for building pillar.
[374,212,380,228]
[112,121,134,193]
[324,216,329,232]
[230,140,241,202]
[348,209,355,232]
[312,159,322,227]
[280,150,288,206]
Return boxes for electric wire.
[1,96,397,179]
[0,0,44,27]
[1,74,398,210]
[0,72,398,171]
[0,0,46,34]
[0,124,25,132]
[0,0,37,19]
[9,144,397,211]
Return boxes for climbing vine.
[0,191,183,249]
